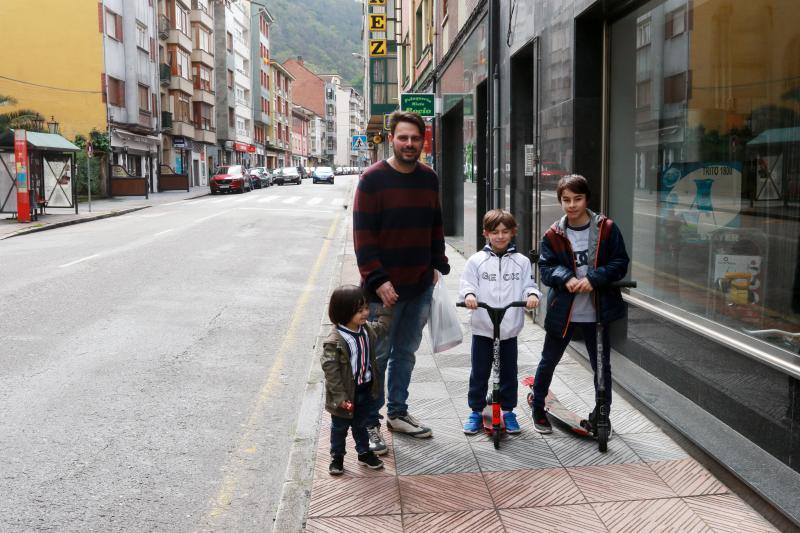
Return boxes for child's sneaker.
[503,411,521,434]
[387,412,432,438]
[367,425,388,455]
[329,455,344,476]
[463,411,482,434]
[357,451,384,470]
[532,408,552,434]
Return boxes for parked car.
[273,166,302,185]
[249,167,270,188]
[248,168,263,189]
[540,161,568,187]
[297,166,308,179]
[210,165,250,194]
[312,166,335,184]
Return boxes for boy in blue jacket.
[531,175,629,434]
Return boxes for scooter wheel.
[597,427,609,453]
[493,431,500,449]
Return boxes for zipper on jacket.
[561,232,577,338]
[592,219,605,322]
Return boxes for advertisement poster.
[659,161,743,240]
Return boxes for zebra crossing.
[204,193,347,209]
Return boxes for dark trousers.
[468,335,518,412]
[532,322,611,411]
[330,382,372,457]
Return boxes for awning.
[0,130,80,152]
[747,127,800,146]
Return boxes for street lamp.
[30,117,45,132]
[47,115,60,135]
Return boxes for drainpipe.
[487,0,501,209]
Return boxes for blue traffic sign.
[351,135,368,151]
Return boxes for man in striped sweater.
[353,111,450,453]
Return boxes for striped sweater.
[353,160,450,301]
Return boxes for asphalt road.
[0,175,356,532]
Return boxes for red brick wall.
[282,59,325,117]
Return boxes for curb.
[0,206,150,240]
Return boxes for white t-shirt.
[566,222,595,322]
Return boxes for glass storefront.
[610,0,800,360]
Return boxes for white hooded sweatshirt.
[458,244,542,340]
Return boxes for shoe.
[357,451,384,469]
[503,411,521,434]
[463,411,482,434]
[585,409,613,439]
[387,413,432,438]
[532,408,552,434]
[367,425,388,455]
[329,455,344,476]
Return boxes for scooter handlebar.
[456,301,528,311]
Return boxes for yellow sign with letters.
[368,0,386,5]
[369,39,387,57]
[368,13,387,32]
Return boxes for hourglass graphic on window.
[690,178,717,225]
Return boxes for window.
[138,84,150,113]
[226,32,233,52]
[236,117,246,137]
[665,7,686,39]
[235,85,246,105]
[193,63,213,91]
[228,107,235,127]
[194,0,209,14]
[173,91,191,122]
[636,80,651,108]
[415,5,423,60]
[663,71,688,104]
[105,9,122,41]
[136,23,148,50]
[169,45,191,79]
[107,76,125,106]
[175,1,189,35]
[193,102,214,130]
[227,69,234,88]
[193,24,211,53]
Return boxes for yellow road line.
[205,211,341,524]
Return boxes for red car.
[210,165,251,194]
[540,161,568,186]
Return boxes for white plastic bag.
[428,273,463,353]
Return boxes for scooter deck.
[521,376,592,438]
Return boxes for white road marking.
[307,197,322,205]
[239,207,336,214]
[162,200,186,206]
[141,212,170,218]
[330,198,343,206]
[282,196,300,204]
[59,254,100,268]
[154,228,174,237]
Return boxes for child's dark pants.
[531,322,611,411]
[330,381,372,456]
[468,335,518,412]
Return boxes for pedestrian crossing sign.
[352,135,368,151]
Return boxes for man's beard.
[393,144,420,164]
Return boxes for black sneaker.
[329,455,344,476]
[357,451,384,470]
[532,408,552,434]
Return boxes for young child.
[320,285,391,475]
[531,175,630,434]
[459,209,541,435]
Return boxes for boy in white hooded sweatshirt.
[459,209,542,434]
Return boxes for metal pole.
[87,152,92,212]
[492,64,501,208]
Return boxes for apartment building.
[291,105,312,168]
[213,0,253,166]
[270,63,295,168]
[308,113,325,166]
[249,2,273,168]
[333,85,365,167]
[102,0,161,188]
[158,0,216,185]
[283,58,335,166]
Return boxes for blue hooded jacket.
[538,210,630,337]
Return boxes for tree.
[0,94,17,106]
[0,109,46,135]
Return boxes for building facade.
[391,0,800,522]
[271,62,294,168]
[291,105,312,168]
[283,58,335,166]
[332,84,366,167]
[250,2,272,169]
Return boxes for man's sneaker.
[463,411,482,434]
[367,425,388,455]
[503,411,521,434]
[329,455,344,476]
[357,451,384,470]
[387,413,432,438]
[532,408,552,434]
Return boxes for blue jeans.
[330,382,372,456]
[366,284,434,426]
[532,322,611,411]
[468,335,518,412]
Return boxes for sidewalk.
[0,187,210,239]
[301,233,779,531]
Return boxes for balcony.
[169,75,193,95]
[158,14,169,39]
[161,111,173,130]
[192,88,215,106]
[160,63,171,86]
[168,29,193,52]
[190,4,213,29]
[172,120,195,138]
[191,48,214,67]
[193,126,216,144]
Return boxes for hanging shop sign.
[369,39,387,57]
[400,93,435,117]
[234,142,249,152]
[368,14,387,32]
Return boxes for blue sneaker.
[463,411,482,434]
[503,411,521,434]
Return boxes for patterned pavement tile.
[410,366,444,383]
[308,477,400,517]
[394,439,480,475]
[399,472,493,513]
[683,494,778,532]
[439,366,472,382]
[593,497,712,532]
[445,380,470,399]
[621,431,689,462]
[499,504,607,533]
[419,417,469,442]
[406,397,459,419]
[470,437,561,472]
[609,409,658,434]
[567,462,676,503]
[404,509,504,532]
[407,381,451,399]
[485,468,586,508]
[650,458,729,497]
[305,514,403,532]
[546,433,641,467]
[434,351,472,368]
[415,354,438,368]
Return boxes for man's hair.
[328,284,367,325]
[556,174,591,202]
[388,110,425,136]
[483,209,517,231]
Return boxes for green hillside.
[266,0,365,90]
